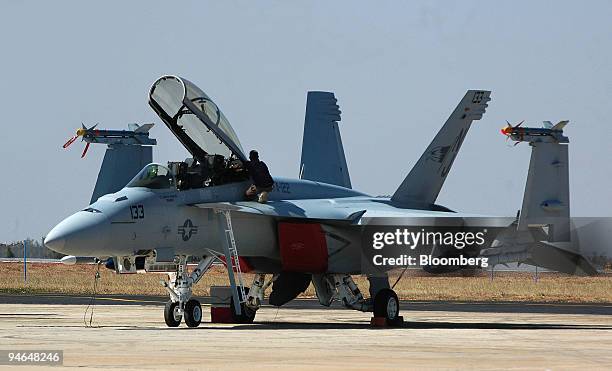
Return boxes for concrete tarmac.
[0,295,611,369]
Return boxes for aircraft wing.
[189,199,508,226]
[190,200,366,224]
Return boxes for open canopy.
[149,75,246,162]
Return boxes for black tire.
[184,299,202,328]
[373,288,400,321]
[164,301,182,327]
[230,288,256,324]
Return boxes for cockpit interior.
[145,75,252,191]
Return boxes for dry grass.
[1,263,611,303]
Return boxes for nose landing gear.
[165,298,202,328]
[161,255,214,328]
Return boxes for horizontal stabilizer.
[527,242,598,276]
[392,90,491,206]
[482,226,598,276]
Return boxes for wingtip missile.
[501,120,570,144]
[62,123,156,157]
[62,124,96,156]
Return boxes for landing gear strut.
[312,274,373,312]
[231,287,256,323]
[161,255,214,328]
[229,273,271,323]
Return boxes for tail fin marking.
[391,90,491,206]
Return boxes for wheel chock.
[370,316,404,327]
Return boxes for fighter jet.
[45,76,594,328]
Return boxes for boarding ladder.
[216,209,247,315]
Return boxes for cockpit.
[148,76,251,190]
[127,164,175,189]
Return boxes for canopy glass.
[127,164,175,189]
[149,76,246,162]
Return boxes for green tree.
[7,247,15,258]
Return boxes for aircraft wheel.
[164,300,182,327]
[231,288,256,324]
[184,299,202,328]
[373,288,400,321]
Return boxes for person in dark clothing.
[244,150,274,203]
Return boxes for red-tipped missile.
[501,120,569,144]
[62,123,156,158]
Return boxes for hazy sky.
[1,1,611,242]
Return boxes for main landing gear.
[313,274,401,324]
[373,288,400,322]
[229,273,273,324]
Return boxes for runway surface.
[1,294,611,369]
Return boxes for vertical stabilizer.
[517,128,570,242]
[391,90,491,206]
[300,91,351,188]
[91,145,153,203]
[482,121,598,275]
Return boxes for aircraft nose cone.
[44,227,66,252]
[45,211,109,255]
